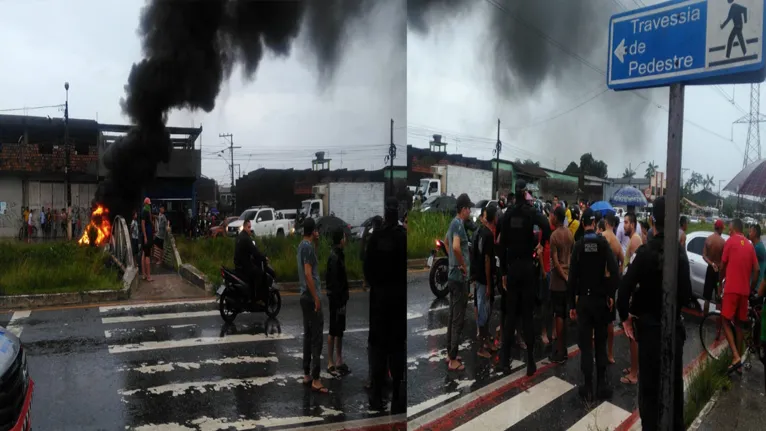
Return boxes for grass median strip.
[175,235,363,285]
[683,349,733,429]
[0,241,122,295]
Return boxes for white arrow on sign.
[614,38,627,64]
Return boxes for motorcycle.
[217,261,282,322]
[427,238,501,299]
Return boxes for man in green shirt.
[445,193,472,372]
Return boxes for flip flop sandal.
[477,349,492,359]
[727,361,743,374]
[448,362,466,372]
[337,364,350,373]
[445,356,463,363]
[312,385,329,393]
[327,366,337,375]
[620,375,638,385]
[622,368,631,375]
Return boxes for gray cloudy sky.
[407,0,755,191]
[0,0,406,187]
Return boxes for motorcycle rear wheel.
[266,290,282,318]
[429,258,450,299]
[219,290,239,323]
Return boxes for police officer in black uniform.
[568,207,619,401]
[498,180,551,376]
[617,197,692,430]
[364,197,407,413]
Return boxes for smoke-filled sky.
[407,0,753,190]
[0,0,406,188]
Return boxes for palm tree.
[622,167,636,179]
[703,174,715,191]
[645,161,658,179]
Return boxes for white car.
[227,207,291,237]
[685,230,730,300]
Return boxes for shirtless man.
[602,214,624,364]
[622,212,643,385]
[702,220,726,315]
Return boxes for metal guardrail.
[109,215,134,270]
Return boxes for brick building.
[0,114,201,237]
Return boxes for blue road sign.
[607,0,766,90]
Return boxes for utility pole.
[493,119,502,199]
[64,82,70,208]
[384,119,397,197]
[218,133,240,188]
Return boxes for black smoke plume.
[97,0,377,220]
[408,0,659,164]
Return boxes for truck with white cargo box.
[300,182,385,227]
[417,165,493,203]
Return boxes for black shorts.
[328,300,346,337]
[154,237,165,249]
[551,291,568,317]
[703,265,718,301]
[142,242,152,255]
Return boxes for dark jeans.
[637,316,686,431]
[446,279,468,360]
[370,341,406,413]
[576,295,609,386]
[501,260,536,367]
[300,293,324,380]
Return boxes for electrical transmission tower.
[734,83,766,168]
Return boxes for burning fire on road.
[78,205,112,246]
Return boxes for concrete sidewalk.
[696,358,765,430]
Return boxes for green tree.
[622,168,636,179]
[563,161,580,175]
[579,153,608,178]
[644,161,658,179]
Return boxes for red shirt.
[722,233,758,295]
[542,223,554,273]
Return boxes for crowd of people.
[20,206,83,241]
[442,181,766,430]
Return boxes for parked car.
[685,230,730,300]
[0,326,34,431]
[226,207,291,238]
[209,217,238,238]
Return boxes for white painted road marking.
[99,298,216,313]
[102,310,218,324]
[118,355,279,374]
[119,373,303,397]
[567,401,632,431]
[452,376,574,430]
[6,310,31,338]
[407,392,461,418]
[108,332,294,354]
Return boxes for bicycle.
[699,293,765,370]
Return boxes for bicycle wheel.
[699,311,732,360]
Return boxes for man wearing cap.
[568,207,619,401]
[444,193,473,372]
[497,180,550,376]
[617,197,692,430]
[364,197,406,412]
[702,220,726,315]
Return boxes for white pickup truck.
[226,206,291,237]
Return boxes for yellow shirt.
[568,219,580,237]
[23,210,29,222]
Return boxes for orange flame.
[78,205,112,246]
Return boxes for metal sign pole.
[659,82,684,429]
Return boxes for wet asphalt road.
[406,270,710,430]
[1,291,402,431]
